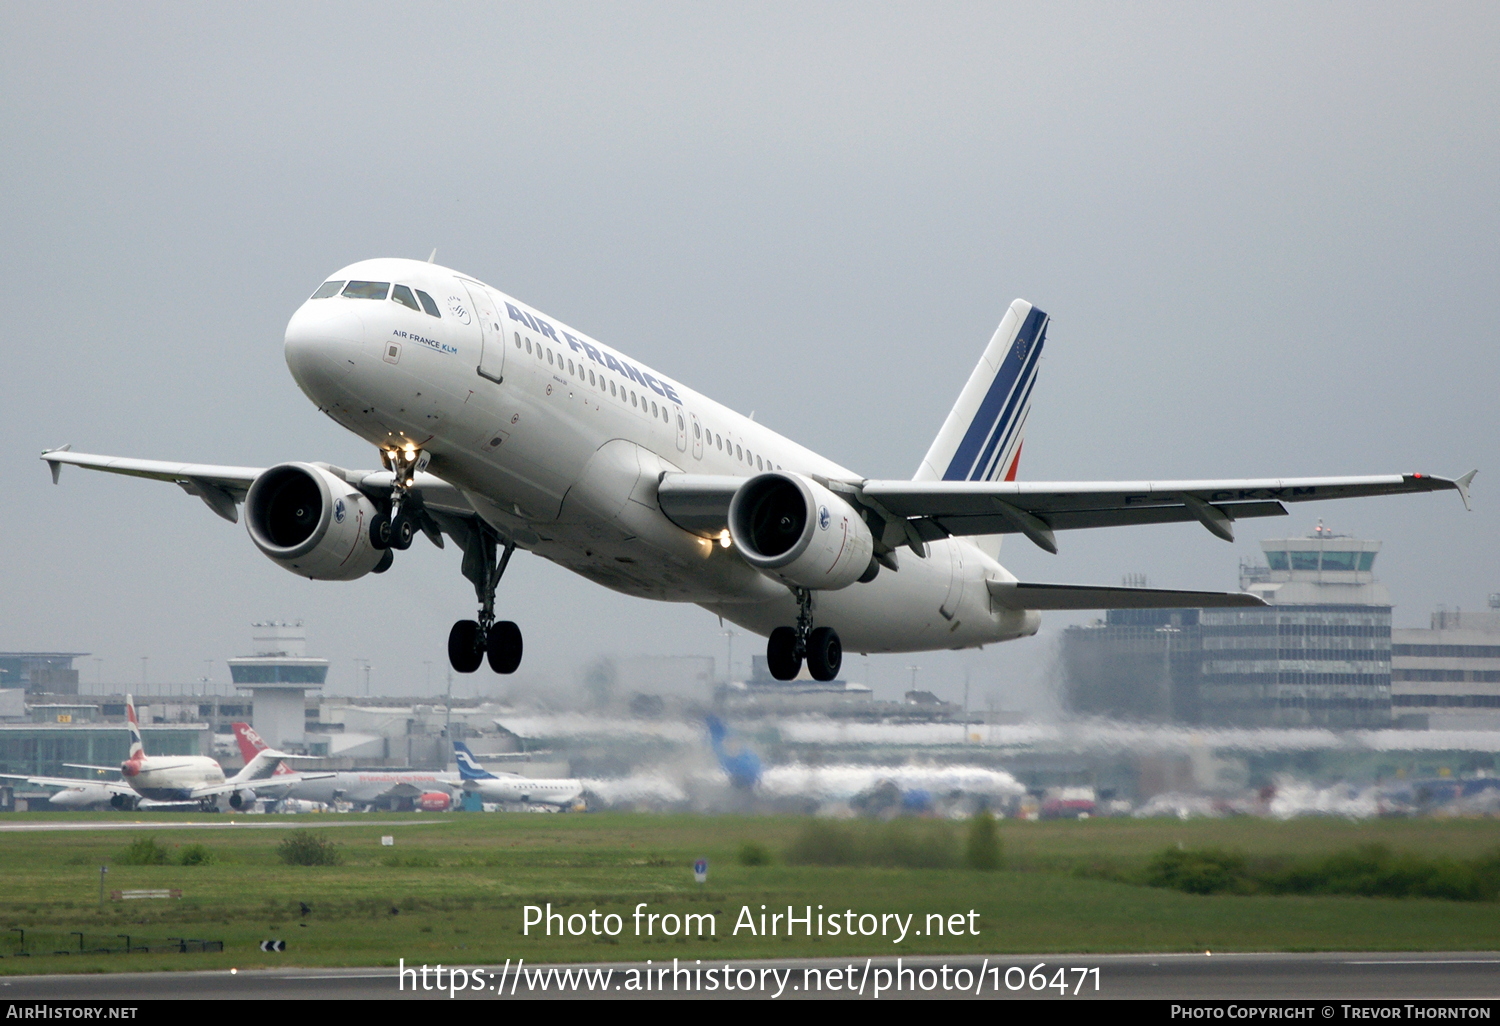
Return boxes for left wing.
[0,773,136,797]
[658,470,1475,555]
[858,472,1475,553]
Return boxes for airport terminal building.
[1063,526,1396,728]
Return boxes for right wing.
[42,447,262,523]
[41,447,478,525]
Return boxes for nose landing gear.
[448,524,523,675]
[370,446,428,551]
[766,588,842,681]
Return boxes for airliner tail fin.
[916,299,1048,484]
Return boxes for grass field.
[0,812,1496,974]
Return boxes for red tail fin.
[232,722,268,763]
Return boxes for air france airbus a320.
[43,258,1476,681]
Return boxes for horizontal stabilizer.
[988,580,1266,610]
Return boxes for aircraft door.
[461,280,505,383]
[674,407,687,452]
[690,412,704,460]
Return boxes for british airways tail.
[915,299,1049,485]
[453,742,496,780]
[125,694,145,759]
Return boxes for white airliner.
[41,258,1475,681]
[232,722,457,810]
[2,697,329,811]
[453,742,584,809]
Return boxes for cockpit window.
[414,289,441,318]
[311,280,345,299]
[342,281,390,300]
[391,284,421,312]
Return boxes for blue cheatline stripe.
[974,319,1046,482]
[969,341,1043,481]
[971,315,1048,481]
[979,381,1035,482]
[942,309,1048,481]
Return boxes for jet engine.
[727,472,876,590]
[417,791,452,812]
[245,463,386,581]
[228,790,253,810]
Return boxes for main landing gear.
[447,523,523,675]
[766,587,842,682]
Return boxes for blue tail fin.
[453,742,495,780]
[705,716,761,790]
[916,299,1049,483]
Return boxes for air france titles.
[503,303,682,404]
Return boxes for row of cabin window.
[693,420,776,471]
[516,332,673,425]
[312,280,441,318]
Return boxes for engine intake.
[245,463,385,581]
[728,473,875,590]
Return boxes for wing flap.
[988,580,1266,610]
[910,500,1289,541]
[863,473,1467,517]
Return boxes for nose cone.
[284,301,367,403]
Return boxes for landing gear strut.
[766,587,842,682]
[370,446,427,551]
[448,522,523,675]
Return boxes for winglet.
[43,444,72,484]
[427,248,437,263]
[1454,469,1477,511]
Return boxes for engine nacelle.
[728,472,876,590]
[245,463,386,581]
[228,790,253,810]
[417,791,452,812]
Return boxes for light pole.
[1156,625,1181,722]
[720,627,736,683]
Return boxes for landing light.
[719,530,731,548]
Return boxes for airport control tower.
[1200,523,1392,727]
[1061,523,1393,728]
[228,622,327,750]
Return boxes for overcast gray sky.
[3,3,1496,709]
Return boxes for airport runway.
[0,819,446,832]
[2,952,1496,1000]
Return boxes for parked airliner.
[42,258,1475,681]
[232,722,456,810]
[3,697,328,810]
[453,742,584,808]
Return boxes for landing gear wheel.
[767,626,802,681]
[448,619,485,673]
[390,514,415,551]
[370,517,392,550]
[486,621,523,675]
[806,626,842,681]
